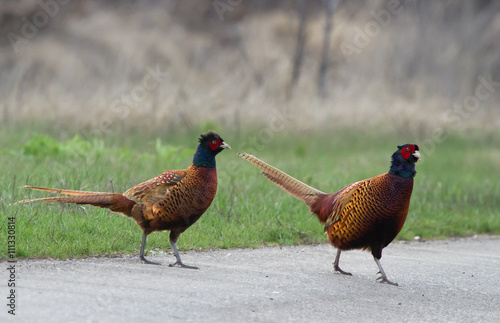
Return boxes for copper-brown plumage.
[15,131,231,268]
[238,144,420,285]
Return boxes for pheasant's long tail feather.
[14,186,136,215]
[238,153,324,207]
[20,185,109,196]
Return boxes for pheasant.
[15,131,231,268]
[238,144,420,285]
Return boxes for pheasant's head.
[193,131,231,167]
[397,144,421,163]
[389,144,421,178]
[198,131,231,154]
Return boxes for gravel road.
[1,235,499,322]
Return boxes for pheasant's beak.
[413,150,421,160]
[220,142,231,150]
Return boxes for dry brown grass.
[1,0,499,135]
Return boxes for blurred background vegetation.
[1,0,499,133]
[1,0,499,258]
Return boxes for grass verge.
[1,126,499,259]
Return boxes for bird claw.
[333,264,353,276]
[140,256,161,265]
[376,274,398,286]
[169,261,199,270]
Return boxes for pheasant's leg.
[333,249,352,275]
[168,239,199,269]
[374,257,398,286]
[139,233,160,265]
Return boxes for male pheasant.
[238,144,420,285]
[16,131,231,268]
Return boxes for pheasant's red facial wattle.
[400,145,420,162]
[401,146,413,160]
[209,139,222,150]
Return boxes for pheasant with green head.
[238,144,420,285]
[16,131,231,268]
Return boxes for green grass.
[1,125,499,259]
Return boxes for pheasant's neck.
[193,145,216,168]
[389,158,416,179]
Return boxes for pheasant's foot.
[333,264,352,276]
[376,272,398,286]
[169,261,199,270]
[140,256,160,265]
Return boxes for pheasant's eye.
[209,139,220,150]
[405,147,410,151]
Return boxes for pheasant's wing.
[325,179,367,230]
[123,170,186,205]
